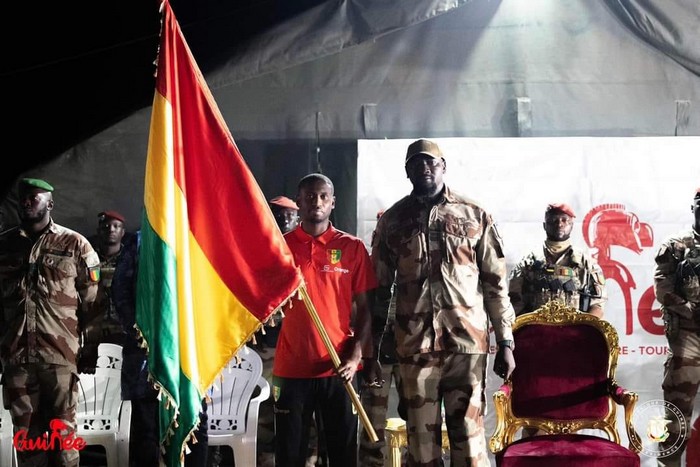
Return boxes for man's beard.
[20,206,48,223]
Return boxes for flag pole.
[299,285,379,443]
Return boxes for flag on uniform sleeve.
[136,1,303,464]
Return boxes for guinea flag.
[136,1,302,465]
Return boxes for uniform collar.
[291,222,336,245]
[442,185,459,203]
[19,218,57,239]
[410,185,454,206]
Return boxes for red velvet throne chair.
[489,300,642,466]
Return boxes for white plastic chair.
[207,344,270,467]
[0,382,15,467]
[76,343,131,467]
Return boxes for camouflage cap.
[19,178,54,192]
[546,203,576,218]
[98,210,126,224]
[269,196,299,210]
[405,139,444,163]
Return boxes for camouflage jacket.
[370,186,515,358]
[0,220,100,369]
[653,228,700,322]
[83,241,128,345]
[508,243,607,316]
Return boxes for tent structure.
[4,2,700,465]
[3,0,700,236]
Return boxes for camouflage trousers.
[659,327,700,467]
[358,362,402,467]
[2,362,79,467]
[399,352,489,467]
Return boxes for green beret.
[19,178,54,192]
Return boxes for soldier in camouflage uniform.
[653,187,700,467]
[84,210,128,350]
[508,203,607,318]
[0,178,100,467]
[370,139,515,467]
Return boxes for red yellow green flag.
[136,2,302,464]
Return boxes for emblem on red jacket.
[327,249,342,264]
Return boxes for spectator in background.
[0,178,101,467]
[653,187,700,467]
[111,227,209,467]
[508,203,607,318]
[256,196,300,353]
[84,210,129,350]
[255,195,319,467]
[270,195,300,235]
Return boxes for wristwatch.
[498,340,514,351]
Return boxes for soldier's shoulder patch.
[84,250,100,268]
[88,266,101,282]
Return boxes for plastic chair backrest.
[76,343,131,467]
[0,383,14,467]
[208,345,264,434]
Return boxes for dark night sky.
[2,0,326,198]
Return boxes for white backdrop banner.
[357,136,700,465]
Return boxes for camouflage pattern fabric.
[654,229,700,466]
[659,329,700,467]
[2,362,79,467]
[0,220,99,467]
[370,185,513,465]
[654,229,700,323]
[84,247,126,345]
[358,362,402,467]
[0,220,100,369]
[399,352,489,467]
[370,185,514,358]
[508,243,607,316]
[360,290,402,466]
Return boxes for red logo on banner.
[583,204,661,336]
